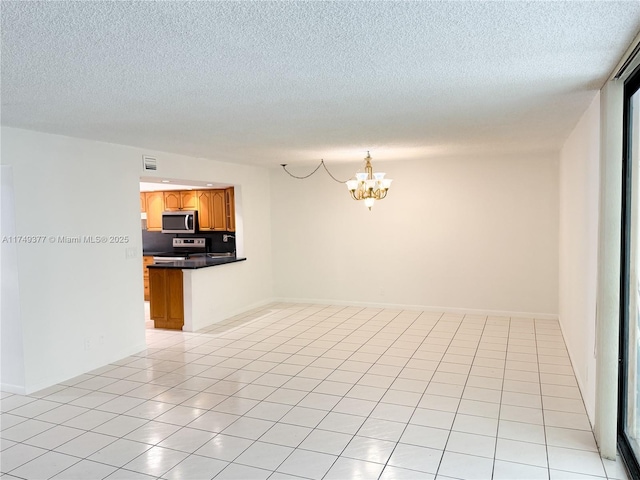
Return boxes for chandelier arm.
[281,160,351,184]
[280,162,324,179]
[320,160,352,184]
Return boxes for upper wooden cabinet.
[196,190,212,230]
[225,188,235,232]
[209,190,226,231]
[163,191,198,211]
[140,193,146,213]
[145,192,164,231]
[141,188,235,232]
[180,191,198,210]
[163,192,181,211]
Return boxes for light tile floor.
[0,303,632,479]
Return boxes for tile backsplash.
[142,230,236,254]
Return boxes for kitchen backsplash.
[142,230,236,254]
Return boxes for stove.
[153,237,207,263]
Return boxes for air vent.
[142,155,157,171]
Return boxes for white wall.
[1,127,273,393]
[1,166,26,393]
[184,260,263,332]
[558,93,601,422]
[271,152,559,316]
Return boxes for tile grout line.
[490,314,512,480]
[534,317,553,480]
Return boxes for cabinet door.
[148,268,166,321]
[180,191,198,210]
[140,192,146,213]
[225,187,235,232]
[149,268,184,330]
[142,256,153,302]
[196,191,212,230]
[211,190,227,231]
[166,269,184,329]
[163,192,181,211]
[145,192,164,231]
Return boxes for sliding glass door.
[620,65,640,478]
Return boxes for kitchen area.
[140,180,246,331]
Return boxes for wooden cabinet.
[196,191,212,230]
[196,189,227,232]
[163,192,181,211]
[149,268,184,330]
[164,191,198,211]
[211,190,227,231]
[141,188,234,232]
[145,192,164,231]
[180,191,198,210]
[142,255,154,301]
[225,187,235,232]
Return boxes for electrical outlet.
[125,247,137,259]
[223,235,228,242]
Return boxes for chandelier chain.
[280,160,350,184]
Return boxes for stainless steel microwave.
[161,211,198,234]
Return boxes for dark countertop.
[146,256,246,270]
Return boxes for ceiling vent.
[142,155,157,171]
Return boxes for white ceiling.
[2,1,640,166]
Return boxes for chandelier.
[346,152,392,210]
[280,151,393,211]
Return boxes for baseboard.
[20,341,148,395]
[115,342,149,361]
[557,319,596,426]
[184,297,278,332]
[219,297,278,321]
[0,383,26,395]
[272,297,559,320]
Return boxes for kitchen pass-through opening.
[139,177,243,330]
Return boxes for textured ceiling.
[2,1,640,166]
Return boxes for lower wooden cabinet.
[142,255,154,301]
[149,268,184,330]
